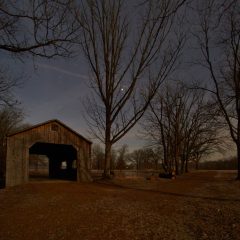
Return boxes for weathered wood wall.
[6,120,92,186]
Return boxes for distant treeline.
[199,157,237,170]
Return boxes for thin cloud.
[37,63,89,79]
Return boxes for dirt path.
[0,171,239,240]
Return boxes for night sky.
[0,1,191,152]
[0,0,235,158]
[6,55,232,158]
[0,42,228,156]
[0,45,231,159]
[6,55,144,150]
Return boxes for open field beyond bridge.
[0,171,240,240]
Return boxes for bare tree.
[91,144,105,169]
[142,83,221,174]
[78,0,186,177]
[0,105,24,183]
[0,0,79,57]
[0,68,20,106]
[128,149,143,170]
[193,0,240,179]
[115,144,128,170]
[128,147,159,170]
[91,143,117,170]
[0,0,79,105]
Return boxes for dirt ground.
[0,171,240,240]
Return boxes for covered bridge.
[6,119,92,186]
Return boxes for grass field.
[0,170,239,240]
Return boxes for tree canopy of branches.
[0,0,79,57]
[0,0,79,106]
[193,0,240,179]
[78,0,186,177]
[142,83,221,175]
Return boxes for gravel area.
[0,171,239,240]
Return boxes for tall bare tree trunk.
[104,143,111,177]
[185,156,189,173]
[237,116,240,180]
[104,117,112,177]
[236,144,240,180]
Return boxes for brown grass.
[0,170,240,240]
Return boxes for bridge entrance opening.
[29,142,77,181]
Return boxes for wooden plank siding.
[6,119,92,186]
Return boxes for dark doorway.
[29,142,77,181]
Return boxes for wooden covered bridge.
[6,119,92,186]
